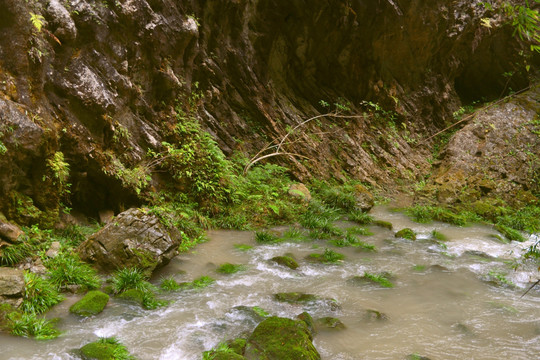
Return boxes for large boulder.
[0,267,25,307]
[244,316,320,360]
[77,208,181,274]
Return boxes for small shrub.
[8,312,60,340]
[191,275,215,288]
[362,272,394,288]
[348,211,374,225]
[216,263,246,274]
[0,242,32,266]
[45,253,101,290]
[111,268,154,294]
[160,276,181,291]
[22,272,64,314]
[255,231,281,244]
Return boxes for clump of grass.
[202,342,237,360]
[191,275,215,288]
[495,224,526,242]
[346,226,373,236]
[348,210,374,225]
[216,263,246,274]
[45,253,101,290]
[0,242,32,266]
[362,272,394,288]
[111,268,154,294]
[486,270,515,288]
[21,272,64,314]
[318,186,358,212]
[307,248,345,264]
[496,205,540,234]
[233,244,253,251]
[282,227,309,242]
[431,230,448,242]
[111,268,165,310]
[255,231,281,244]
[405,205,481,226]
[160,276,181,291]
[329,233,376,251]
[7,312,60,340]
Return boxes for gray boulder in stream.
[77,208,181,274]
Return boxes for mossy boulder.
[70,291,109,317]
[244,316,321,360]
[296,312,315,335]
[373,220,393,230]
[270,256,299,270]
[395,228,416,240]
[208,352,245,360]
[79,338,134,360]
[117,288,145,305]
[363,309,388,322]
[274,292,340,311]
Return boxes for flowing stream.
[1,206,539,359]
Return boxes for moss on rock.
[69,291,109,317]
[79,337,134,360]
[270,256,299,269]
[395,228,416,240]
[244,316,320,360]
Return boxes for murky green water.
[1,207,539,359]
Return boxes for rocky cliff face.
[0,0,536,224]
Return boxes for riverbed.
[1,206,539,359]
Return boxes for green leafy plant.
[362,272,394,288]
[29,13,45,32]
[111,268,154,294]
[191,275,215,288]
[8,312,60,340]
[160,276,181,291]
[45,253,101,290]
[348,210,374,225]
[0,242,32,266]
[255,230,281,244]
[21,272,64,314]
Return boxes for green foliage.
[395,228,417,240]
[503,0,540,52]
[308,248,345,264]
[329,233,376,251]
[111,268,154,294]
[160,276,181,291]
[300,201,342,235]
[486,270,515,287]
[361,272,394,288]
[281,227,309,242]
[80,337,135,360]
[216,263,246,274]
[348,210,374,225]
[29,13,45,32]
[0,242,32,266]
[45,253,101,290]
[103,153,150,195]
[21,272,63,314]
[496,205,540,233]
[318,186,357,212]
[404,205,481,226]
[255,230,281,244]
[233,244,253,251]
[495,224,526,242]
[7,312,60,340]
[191,275,215,288]
[431,230,448,242]
[346,226,373,236]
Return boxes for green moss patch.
[395,228,416,240]
[244,316,320,360]
[348,272,394,288]
[80,337,134,360]
[217,263,246,274]
[70,291,109,317]
[270,256,299,269]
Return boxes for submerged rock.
[315,316,346,330]
[274,292,340,311]
[244,316,321,360]
[362,309,389,322]
[77,208,181,274]
[70,290,109,317]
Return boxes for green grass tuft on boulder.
[395,228,416,240]
[70,291,109,317]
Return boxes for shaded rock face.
[0,267,24,307]
[77,208,181,274]
[431,85,540,206]
[0,0,536,223]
